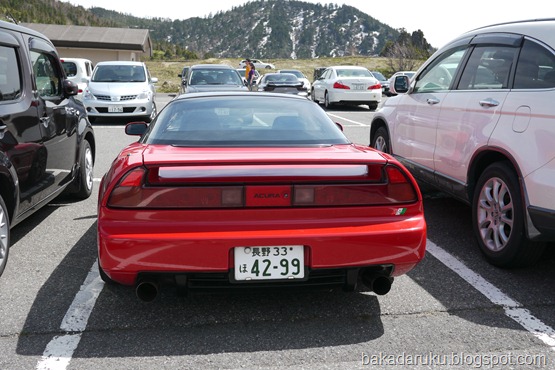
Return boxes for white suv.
[370,19,555,267]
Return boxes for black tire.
[145,102,157,123]
[472,162,545,267]
[324,91,333,109]
[72,139,94,199]
[371,126,390,154]
[368,102,378,111]
[0,195,10,278]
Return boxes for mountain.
[1,0,419,59]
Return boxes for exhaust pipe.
[136,280,159,302]
[362,272,393,295]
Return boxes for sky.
[62,0,546,49]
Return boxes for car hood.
[88,82,149,95]
[185,84,248,93]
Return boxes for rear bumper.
[98,207,427,286]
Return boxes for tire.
[145,102,157,123]
[371,126,390,154]
[0,195,10,278]
[72,139,94,199]
[472,162,545,267]
[324,91,333,109]
[368,102,378,111]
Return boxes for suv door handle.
[479,98,499,107]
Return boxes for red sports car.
[97,92,426,301]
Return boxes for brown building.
[22,23,153,64]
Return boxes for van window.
[0,45,22,101]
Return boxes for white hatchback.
[83,61,158,123]
[311,66,382,110]
[61,57,94,100]
[370,18,555,267]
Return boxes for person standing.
[245,59,251,87]
[248,61,256,91]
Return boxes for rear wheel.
[0,195,10,278]
[371,126,390,154]
[324,91,333,109]
[472,162,545,267]
[367,102,378,111]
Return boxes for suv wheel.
[472,162,545,267]
[371,126,390,154]
[0,195,10,277]
[368,102,378,111]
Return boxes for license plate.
[352,83,365,90]
[108,105,123,113]
[234,245,305,281]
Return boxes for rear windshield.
[62,62,77,77]
[143,96,350,147]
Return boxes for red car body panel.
[98,144,426,286]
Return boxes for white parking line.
[36,241,555,369]
[427,240,555,350]
[36,260,103,370]
[326,113,368,126]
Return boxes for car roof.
[329,66,369,70]
[191,64,234,69]
[96,61,144,66]
[171,91,310,102]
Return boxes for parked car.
[97,92,426,301]
[278,69,311,92]
[60,57,94,100]
[386,71,416,96]
[257,72,309,97]
[312,66,382,110]
[370,70,390,96]
[83,61,158,123]
[239,59,275,69]
[177,65,189,95]
[182,64,248,94]
[0,20,96,277]
[370,18,555,267]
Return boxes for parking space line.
[326,113,368,126]
[36,260,103,370]
[427,240,555,350]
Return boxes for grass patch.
[146,56,399,93]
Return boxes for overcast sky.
[62,0,546,49]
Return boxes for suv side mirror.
[63,79,79,97]
[391,75,410,94]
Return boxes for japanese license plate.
[234,245,304,281]
[108,105,123,113]
[352,83,365,90]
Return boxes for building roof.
[21,23,151,52]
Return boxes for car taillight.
[333,81,350,89]
[368,83,382,90]
[106,164,417,209]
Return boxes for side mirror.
[151,77,158,84]
[62,79,79,97]
[391,75,410,94]
[125,122,148,136]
